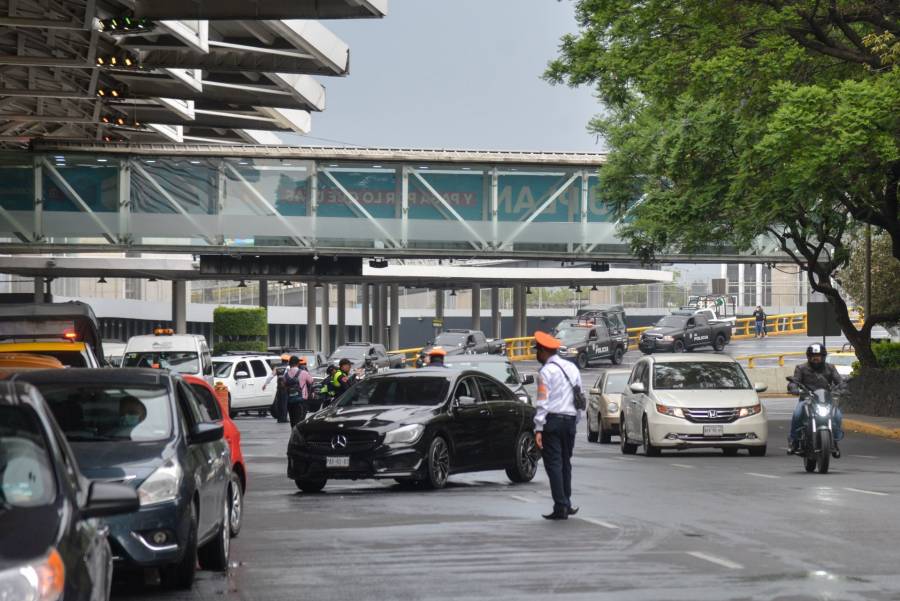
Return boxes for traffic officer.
[426,346,448,367]
[331,358,353,399]
[533,330,582,520]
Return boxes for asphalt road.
[114,392,900,601]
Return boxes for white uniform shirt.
[534,355,583,432]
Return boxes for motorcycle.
[786,376,840,474]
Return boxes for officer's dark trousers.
[542,414,576,512]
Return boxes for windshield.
[39,385,173,442]
[604,373,630,394]
[330,346,367,361]
[122,351,199,374]
[444,360,519,385]
[0,406,56,508]
[213,362,234,378]
[337,377,450,407]
[434,333,467,347]
[653,362,751,390]
[827,355,855,366]
[656,316,689,328]
[556,328,589,343]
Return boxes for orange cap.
[428,346,447,357]
[298,357,308,365]
[280,353,291,362]
[534,331,561,350]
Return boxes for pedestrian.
[330,358,354,399]
[533,330,584,520]
[284,355,314,428]
[426,346,447,367]
[753,305,767,339]
[263,353,291,423]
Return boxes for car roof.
[14,367,171,387]
[647,353,737,364]
[0,341,87,352]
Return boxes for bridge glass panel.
[0,155,36,242]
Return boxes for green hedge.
[213,307,268,355]
[873,341,900,369]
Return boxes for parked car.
[212,354,276,417]
[619,354,768,456]
[443,354,535,404]
[587,369,630,443]
[556,317,627,368]
[0,380,139,601]
[121,329,214,384]
[639,313,732,354]
[0,301,106,366]
[287,368,539,491]
[415,329,506,367]
[266,348,328,370]
[184,375,246,538]
[325,343,405,373]
[15,368,232,590]
[826,351,856,377]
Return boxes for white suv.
[620,353,768,457]
[213,355,277,417]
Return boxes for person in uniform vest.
[533,330,582,520]
[427,346,448,367]
[331,358,353,399]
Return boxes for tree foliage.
[547,0,900,366]
[838,231,900,329]
[213,306,268,355]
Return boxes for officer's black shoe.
[542,510,568,520]
[788,440,800,454]
[567,506,580,516]
[832,443,841,459]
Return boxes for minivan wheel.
[506,431,538,483]
[620,417,638,455]
[424,436,450,489]
[643,417,661,457]
[161,504,197,590]
[198,490,230,572]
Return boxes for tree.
[546,0,900,366]
[838,231,900,336]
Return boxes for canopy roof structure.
[0,0,386,146]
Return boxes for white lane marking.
[851,454,878,459]
[843,487,888,497]
[579,517,620,530]
[685,551,744,570]
[745,472,781,479]
[614,456,636,461]
[671,463,695,469]
[510,495,534,503]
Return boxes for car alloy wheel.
[713,334,726,352]
[577,353,588,369]
[620,416,638,455]
[426,436,450,489]
[673,340,686,353]
[507,432,539,483]
[612,347,624,365]
[228,472,243,537]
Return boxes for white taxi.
[620,354,768,457]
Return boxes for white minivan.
[121,328,214,384]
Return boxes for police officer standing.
[331,358,354,399]
[533,330,583,520]
[426,346,447,367]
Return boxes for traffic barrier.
[734,348,843,369]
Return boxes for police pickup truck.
[415,329,506,368]
[556,317,628,368]
[327,342,405,372]
[639,313,732,354]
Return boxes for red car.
[185,375,246,537]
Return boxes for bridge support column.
[490,287,501,339]
[380,285,389,345]
[33,277,45,303]
[258,280,268,309]
[321,284,331,356]
[306,284,318,351]
[389,284,400,351]
[513,284,525,338]
[470,283,481,331]
[361,284,371,342]
[435,289,445,338]
[172,280,187,334]
[336,283,346,346]
[372,284,383,344]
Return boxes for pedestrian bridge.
[0,143,784,262]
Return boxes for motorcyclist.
[787,343,844,456]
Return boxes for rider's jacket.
[789,362,842,393]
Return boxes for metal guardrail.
[735,348,846,369]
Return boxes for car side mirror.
[190,422,223,445]
[629,382,646,394]
[234,371,249,380]
[453,395,477,408]
[590,387,601,395]
[521,374,535,386]
[81,481,139,519]
[754,383,768,393]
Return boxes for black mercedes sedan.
[0,381,138,601]
[287,368,539,492]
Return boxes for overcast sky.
[286,0,601,152]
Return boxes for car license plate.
[326,456,350,468]
[703,425,724,437]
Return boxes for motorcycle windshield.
[813,389,832,404]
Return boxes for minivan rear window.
[123,351,199,374]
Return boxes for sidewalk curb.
[843,419,900,441]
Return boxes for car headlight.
[607,402,619,413]
[383,424,425,446]
[567,349,579,356]
[137,459,182,506]
[0,548,64,601]
[738,404,762,418]
[655,403,685,418]
[661,336,674,342]
[815,405,831,417]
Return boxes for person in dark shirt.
[787,344,844,454]
[752,306,767,338]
